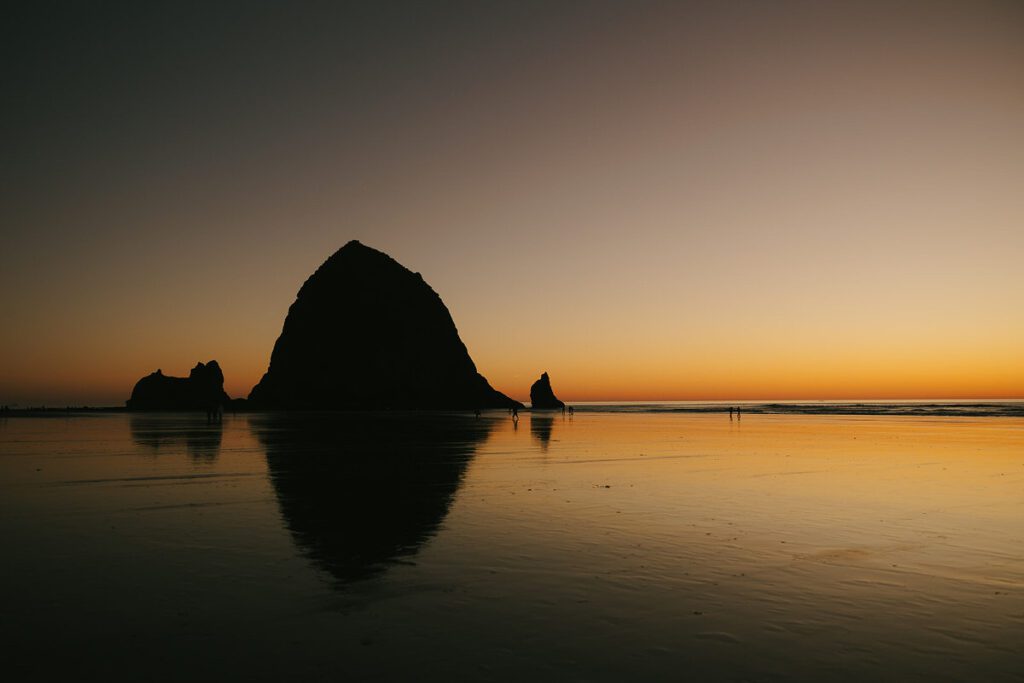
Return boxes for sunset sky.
[2,1,1022,405]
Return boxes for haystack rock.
[530,372,565,410]
[127,360,230,410]
[248,240,522,410]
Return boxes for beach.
[2,409,1023,681]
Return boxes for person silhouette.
[512,406,519,422]
[729,407,733,419]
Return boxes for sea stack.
[127,361,230,410]
[248,240,522,410]
[530,372,565,410]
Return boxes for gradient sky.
[2,1,1022,405]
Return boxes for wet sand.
[1,411,1022,681]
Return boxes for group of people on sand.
[728,406,742,419]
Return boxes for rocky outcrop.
[127,361,230,411]
[530,372,565,409]
[248,240,521,410]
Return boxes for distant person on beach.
[512,406,519,422]
[568,406,574,416]
[737,406,741,419]
[474,409,481,418]
[729,407,733,419]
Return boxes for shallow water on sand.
[1,411,1023,681]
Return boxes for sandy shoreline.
[2,411,1022,680]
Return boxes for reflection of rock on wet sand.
[129,415,223,461]
[530,413,556,450]
[251,413,496,584]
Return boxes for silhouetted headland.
[248,240,522,410]
[126,360,230,411]
[529,372,565,410]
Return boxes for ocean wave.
[568,402,1024,417]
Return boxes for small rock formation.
[530,372,565,410]
[248,240,522,410]
[127,361,230,411]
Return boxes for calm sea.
[2,407,1022,681]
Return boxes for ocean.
[572,400,1024,417]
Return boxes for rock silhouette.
[529,372,565,410]
[126,361,230,411]
[248,240,521,410]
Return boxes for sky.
[2,0,1022,405]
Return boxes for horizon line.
[5,396,1023,410]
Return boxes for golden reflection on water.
[459,413,1024,580]
[428,412,1024,679]
[1,411,1022,681]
